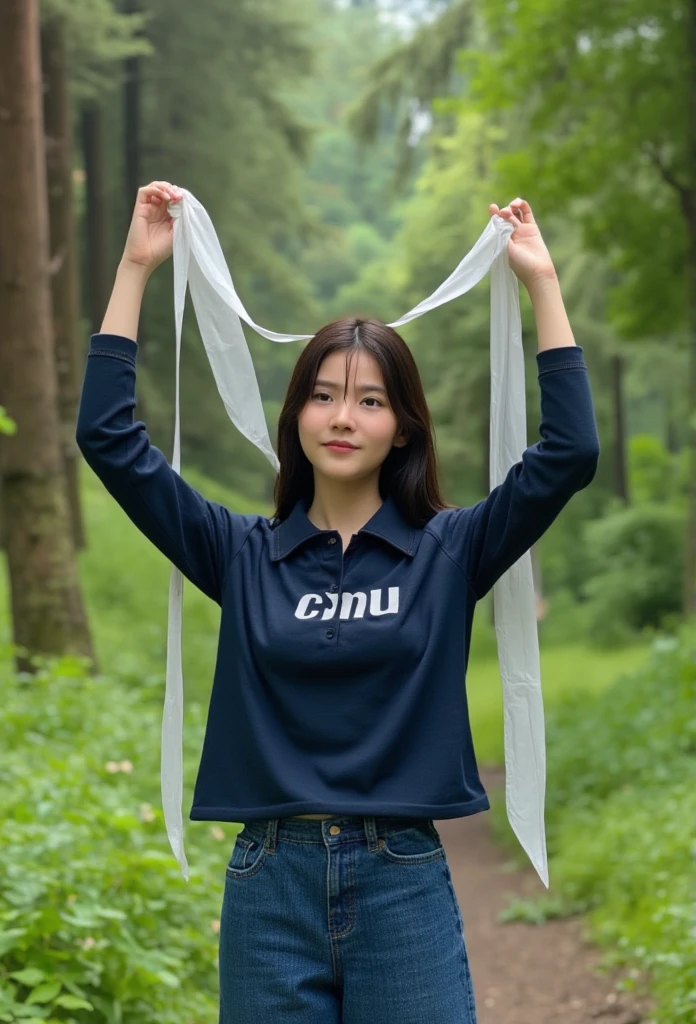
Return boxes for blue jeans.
[218,815,478,1022]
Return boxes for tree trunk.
[0,0,96,674]
[80,101,112,336]
[683,202,696,620]
[121,0,149,387]
[123,0,142,237]
[682,0,696,621]
[610,353,629,504]
[41,15,86,552]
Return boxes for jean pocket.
[378,821,445,865]
[226,829,267,879]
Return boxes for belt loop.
[363,816,380,851]
[265,819,279,852]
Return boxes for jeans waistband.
[241,815,434,850]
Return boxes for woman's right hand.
[121,181,183,272]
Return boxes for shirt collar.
[271,492,417,562]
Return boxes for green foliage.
[345,0,476,188]
[0,650,241,1023]
[543,631,696,824]
[494,628,696,1023]
[40,0,154,101]
[534,430,686,648]
[286,0,417,318]
[466,636,651,765]
[580,501,685,646]
[459,0,691,340]
[0,408,17,437]
[629,433,685,505]
[87,0,324,500]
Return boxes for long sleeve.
[75,333,253,606]
[443,345,600,600]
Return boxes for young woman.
[76,181,600,1023]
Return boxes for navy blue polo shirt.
[76,334,600,823]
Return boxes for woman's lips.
[323,442,358,451]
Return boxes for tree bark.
[80,101,112,336]
[0,0,96,674]
[682,0,696,620]
[120,0,150,389]
[122,0,142,237]
[610,353,629,504]
[41,15,86,552]
[683,199,696,620]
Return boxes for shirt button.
[329,584,338,593]
[328,537,337,545]
[325,629,335,639]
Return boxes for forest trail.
[439,769,653,1024]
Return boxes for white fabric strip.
[164,188,548,888]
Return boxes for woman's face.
[297,349,407,481]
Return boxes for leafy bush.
[536,433,685,649]
[0,648,240,1023]
[543,629,695,828]
[580,502,684,647]
[628,434,685,506]
[548,783,696,1022]
[493,626,696,1023]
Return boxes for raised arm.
[443,199,601,598]
[76,183,252,605]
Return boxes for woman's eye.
[311,392,382,407]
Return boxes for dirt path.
[437,769,653,1024]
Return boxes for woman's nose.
[330,400,357,423]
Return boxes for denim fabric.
[218,815,477,1022]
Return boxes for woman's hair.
[271,317,457,527]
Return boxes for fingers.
[490,202,522,228]
[138,181,182,206]
[489,197,534,226]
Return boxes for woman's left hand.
[489,198,557,290]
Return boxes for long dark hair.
[271,317,456,527]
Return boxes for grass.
[465,640,652,764]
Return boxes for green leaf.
[0,405,17,436]
[8,970,46,988]
[54,995,95,1010]
[155,970,180,989]
[26,981,62,1005]
[0,928,28,957]
[94,907,127,921]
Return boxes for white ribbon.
[165,188,548,888]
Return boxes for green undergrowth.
[490,626,696,1023]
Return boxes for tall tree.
[121,0,144,235]
[41,12,87,551]
[81,101,113,335]
[0,0,95,673]
[128,0,320,496]
[454,0,693,616]
[350,0,693,616]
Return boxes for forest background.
[0,1,693,1022]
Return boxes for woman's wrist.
[99,258,152,338]
[117,256,154,283]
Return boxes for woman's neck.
[306,476,383,537]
